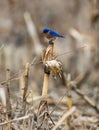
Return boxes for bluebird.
[42,28,64,41]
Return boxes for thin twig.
[52,107,76,130]
[1,76,21,86]
[0,114,33,126]
[50,91,67,115]
[58,45,87,57]
[72,83,99,113]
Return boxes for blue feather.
[49,30,64,38]
[43,27,64,38]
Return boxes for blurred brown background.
[0,0,99,114]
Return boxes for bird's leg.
[49,39,53,44]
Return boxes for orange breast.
[44,33,56,40]
[45,33,52,39]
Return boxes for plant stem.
[42,73,49,98]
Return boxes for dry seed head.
[42,46,57,64]
[42,42,62,77]
[45,60,62,78]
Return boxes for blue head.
[43,28,50,34]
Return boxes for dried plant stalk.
[41,41,54,99]
[37,41,63,129]
[23,63,29,115]
[6,69,12,115]
[42,73,50,98]
[23,63,29,101]
[62,73,73,109]
[42,42,54,64]
[52,107,76,130]
[19,75,25,97]
[6,69,12,130]
[0,85,7,113]
[19,63,30,115]
[72,83,99,113]
[67,74,72,110]
[24,12,42,55]
[67,96,72,110]
[37,100,48,119]
[37,41,55,129]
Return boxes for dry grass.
[0,0,99,129]
[0,38,99,130]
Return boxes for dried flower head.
[45,60,62,78]
[42,42,62,78]
[42,43,57,64]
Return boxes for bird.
[42,28,64,41]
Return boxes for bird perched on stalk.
[43,28,64,42]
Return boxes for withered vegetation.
[0,0,99,130]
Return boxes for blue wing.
[49,29,64,38]
[49,30,61,37]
